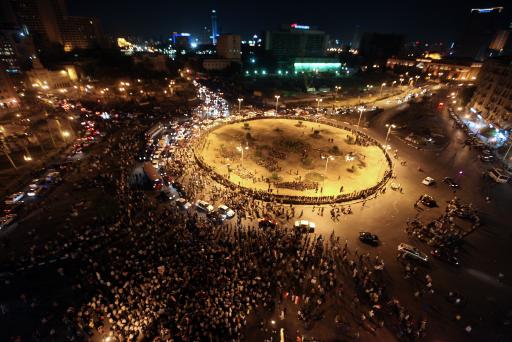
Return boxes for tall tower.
[211,9,218,45]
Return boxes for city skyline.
[69,0,508,42]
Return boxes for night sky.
[69,0,507,43]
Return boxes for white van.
[488,168,510,183]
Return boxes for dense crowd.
[0,107,431,341]
[405,196,480,249]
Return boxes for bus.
[143,162,163,189]
[146,124,165,141]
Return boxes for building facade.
[2,0,106,52]
[202,58,232,71]
[468,57,512,128]
[62,16,105,51]
[5,0,66,46]
[387,57,482,81]
[265,24,328,59]
[216,34,240,60]
[0,66,19,116]
[455,7,510,61]
[0,25,37,73]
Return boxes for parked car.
[195,200,214,213]
[217,204,235,219]
[207,211,224,224]
[422,177,435,186]
[5,192,24,205]
[172,182,187,197]
[294,220,316,233]
[431,248,460,266]
[258,218,277,229]
[26,186,44,197]
[488,168,510,184]
[45,171,61,183]
[443,177,460,189]
[480,154,494,162]
[398,243,429,263]
[176,198,192,210]
[0,214,17,230]
[359,232,379,246]
[419,194,437,207]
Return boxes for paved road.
[268,87,512,341]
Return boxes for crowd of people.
[405,196,480,249]
[1,88,447,342]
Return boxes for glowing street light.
[237,98,243,114]
[274,95,280,114]
[392,80,397,87]
[384,123,396,146]
[334,85,341,110]
[357,107,364,127]
[380,82,387,96]
[321,154,335,173]
[399,78,405,86]
[316,98,323,112]
[237,144,249,166]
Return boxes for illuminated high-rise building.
[455,7,509,61]
[211,9,218,45]
[1,0,106,52]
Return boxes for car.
[0,214,17,229]
[397,243,429,263]
[442,177,460,188]
[258,218,277,229]
[172,183,187,197]
[359,232,379,246]
[422,177,435,186]
[207,211,224,224]
[45,171,61,183]
[294,220,316,233]
[176,198,192,210]
[5,192,24,205]
[431,248,460,266]
[195,200,214,213]
[217,204,235,219]
[480,154,494,162]
[419,194,437,207]
[26,186,44,197]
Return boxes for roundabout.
[194,117,392,204]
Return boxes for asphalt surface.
[1,85,511,341]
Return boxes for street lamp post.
[334,86,341,111]
[357,107,364,127]
[379,82,387,97]
[274,95,280,115]
[399,78,405,86]
[316,98,323,113]
[237,98,243,114]
[321,155,335,173]
[237,144,249,166]
[384,123,396,146]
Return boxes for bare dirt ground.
[198,118,388,196]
